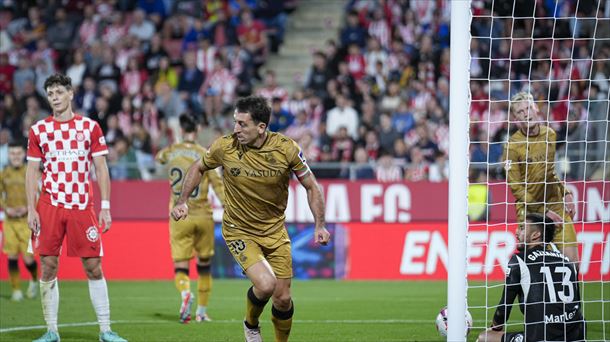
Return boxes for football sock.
[88,278,111,333]
[245,286,269,327]
[271,301,294,342]
[174,268,190,293]
[197,263,212,307]
[8,259,20,291]
[40,278,59,332]
[25,260,39,280]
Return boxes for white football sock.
[88,278,111,333]
[40,278,59,332]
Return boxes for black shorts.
[502,332,524,342]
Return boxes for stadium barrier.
[0,181,607,280]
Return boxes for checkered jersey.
[27,115,108,209]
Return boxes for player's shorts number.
[540,266,575,303]
[228,240,246,255]
[170,167,199,198]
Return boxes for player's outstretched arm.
[25,160,42,233]
[171,158,209,220]
[298,172,330,245]
[93,155,112,233]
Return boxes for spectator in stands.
[326,94,359,140]
[0,129,10,169]
[255,0,288,53]
[177,51,204,115]
[340,10,366,49]
[12,58,35,99]
[155,81,186,129]
[284,110,311,141]
[378,113,401,155]
[1,95,21,135]
[297,131,321,163]
[363,130,380,161]
[208,9,238,47]
[352,146,375,180]
[121,56,148,97]
[46,8,74,68]
[268,97,293,132]
[104,115,125,147]
[331,126,355,163]
[237,9,267,80]
[375,150,402,182]
[182,17,209,51]
[304,51,331,99]
[345,43,366,81]
[109,136,140,180]
[152,56,178,91]
[129,8,156,43]
[94,48,121,90]
[77,4,99,47]
[144,34,169,73]
[201,56,237,124]
[404,147,429,182]
[429,151,449,182]
[257,70,288,104]
[74,76,97,116]
[66,49,88,90]
[414,124,440,162]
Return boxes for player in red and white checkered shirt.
[25,74,126,342]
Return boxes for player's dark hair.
[44,74,72,91]
[8,139,26,149]
[526,213,556,244]
[179,114,198,133]
[235,95,271,127]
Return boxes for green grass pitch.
[1,280,608,341]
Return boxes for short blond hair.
[509,91,535,115]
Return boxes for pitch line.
[0,319,433,333]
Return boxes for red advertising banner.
[344,222,609,281]
[100,180,607,223]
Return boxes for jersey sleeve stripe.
[92,150,109,157]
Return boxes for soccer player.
[25,74,127,342]
[172,95,331,342]
[476,213,585,342]
[156,114,225,324]
[0,140,39,301]
[503,91,578,264]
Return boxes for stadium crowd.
[0,0,608,181]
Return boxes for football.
[435,306,473,337]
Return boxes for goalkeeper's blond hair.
[509,91,536,116]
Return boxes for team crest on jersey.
[99,136,106,145]
[76,132,85,142]
[264,153,277,164]
[86,226,99,242]
[504,159,512,171]
[230,167,241,176]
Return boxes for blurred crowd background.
[0,0,608,182]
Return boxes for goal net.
[460,0,609,341]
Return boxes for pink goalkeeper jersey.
[27,114,108,209]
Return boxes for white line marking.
[0,319,434,333]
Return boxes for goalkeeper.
[503,91,578,264]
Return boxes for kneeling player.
[477,213,585,342]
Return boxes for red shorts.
[33,198,103,257]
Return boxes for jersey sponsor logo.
[544,310,578,323]
[243,169,285,177]
[263,153,277,164]
[86,226,99,242]
[47,149,88,162]
[504,159,512,171]
[76,132,85,142]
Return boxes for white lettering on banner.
[361,184,411,222]
[361,184,383,222]
[400,231,429,274]
[586,188,609,222]
[467,232,487,274]
[578,232,609,275]
[326,184,350,222]
[384,184,411,222]
[485,232,515,274]
[426,231,448,274]
[398,231,608,276]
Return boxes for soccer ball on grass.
[435,306,473,337]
